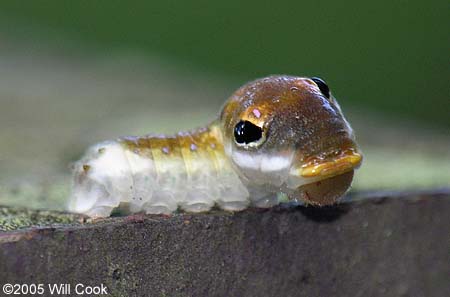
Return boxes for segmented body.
[70,123,249,217]
[70,75,362,218]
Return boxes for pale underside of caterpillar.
[69,75,362,218]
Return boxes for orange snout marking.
[300,151,362,178]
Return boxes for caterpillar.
[69,75,362,218]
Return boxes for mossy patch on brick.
[0,206,86,231]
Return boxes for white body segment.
[69,139,252,217]
[69,136,328,217]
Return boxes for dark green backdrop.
[0,1,448,126]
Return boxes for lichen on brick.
[0,206,86,231]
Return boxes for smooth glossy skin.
[69,75,362,217]
[220,75,362,204]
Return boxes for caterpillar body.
[69,75,362,217]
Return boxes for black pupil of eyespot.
[234,121,262,144]
[311,77,330,99]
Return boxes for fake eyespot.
[69,75,362,218]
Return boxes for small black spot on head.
[234,120,263,145]
[311,77,330,99]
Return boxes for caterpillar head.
[220,75,362,206]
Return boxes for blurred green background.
[1,1,448,125]
[0,1,448,210]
